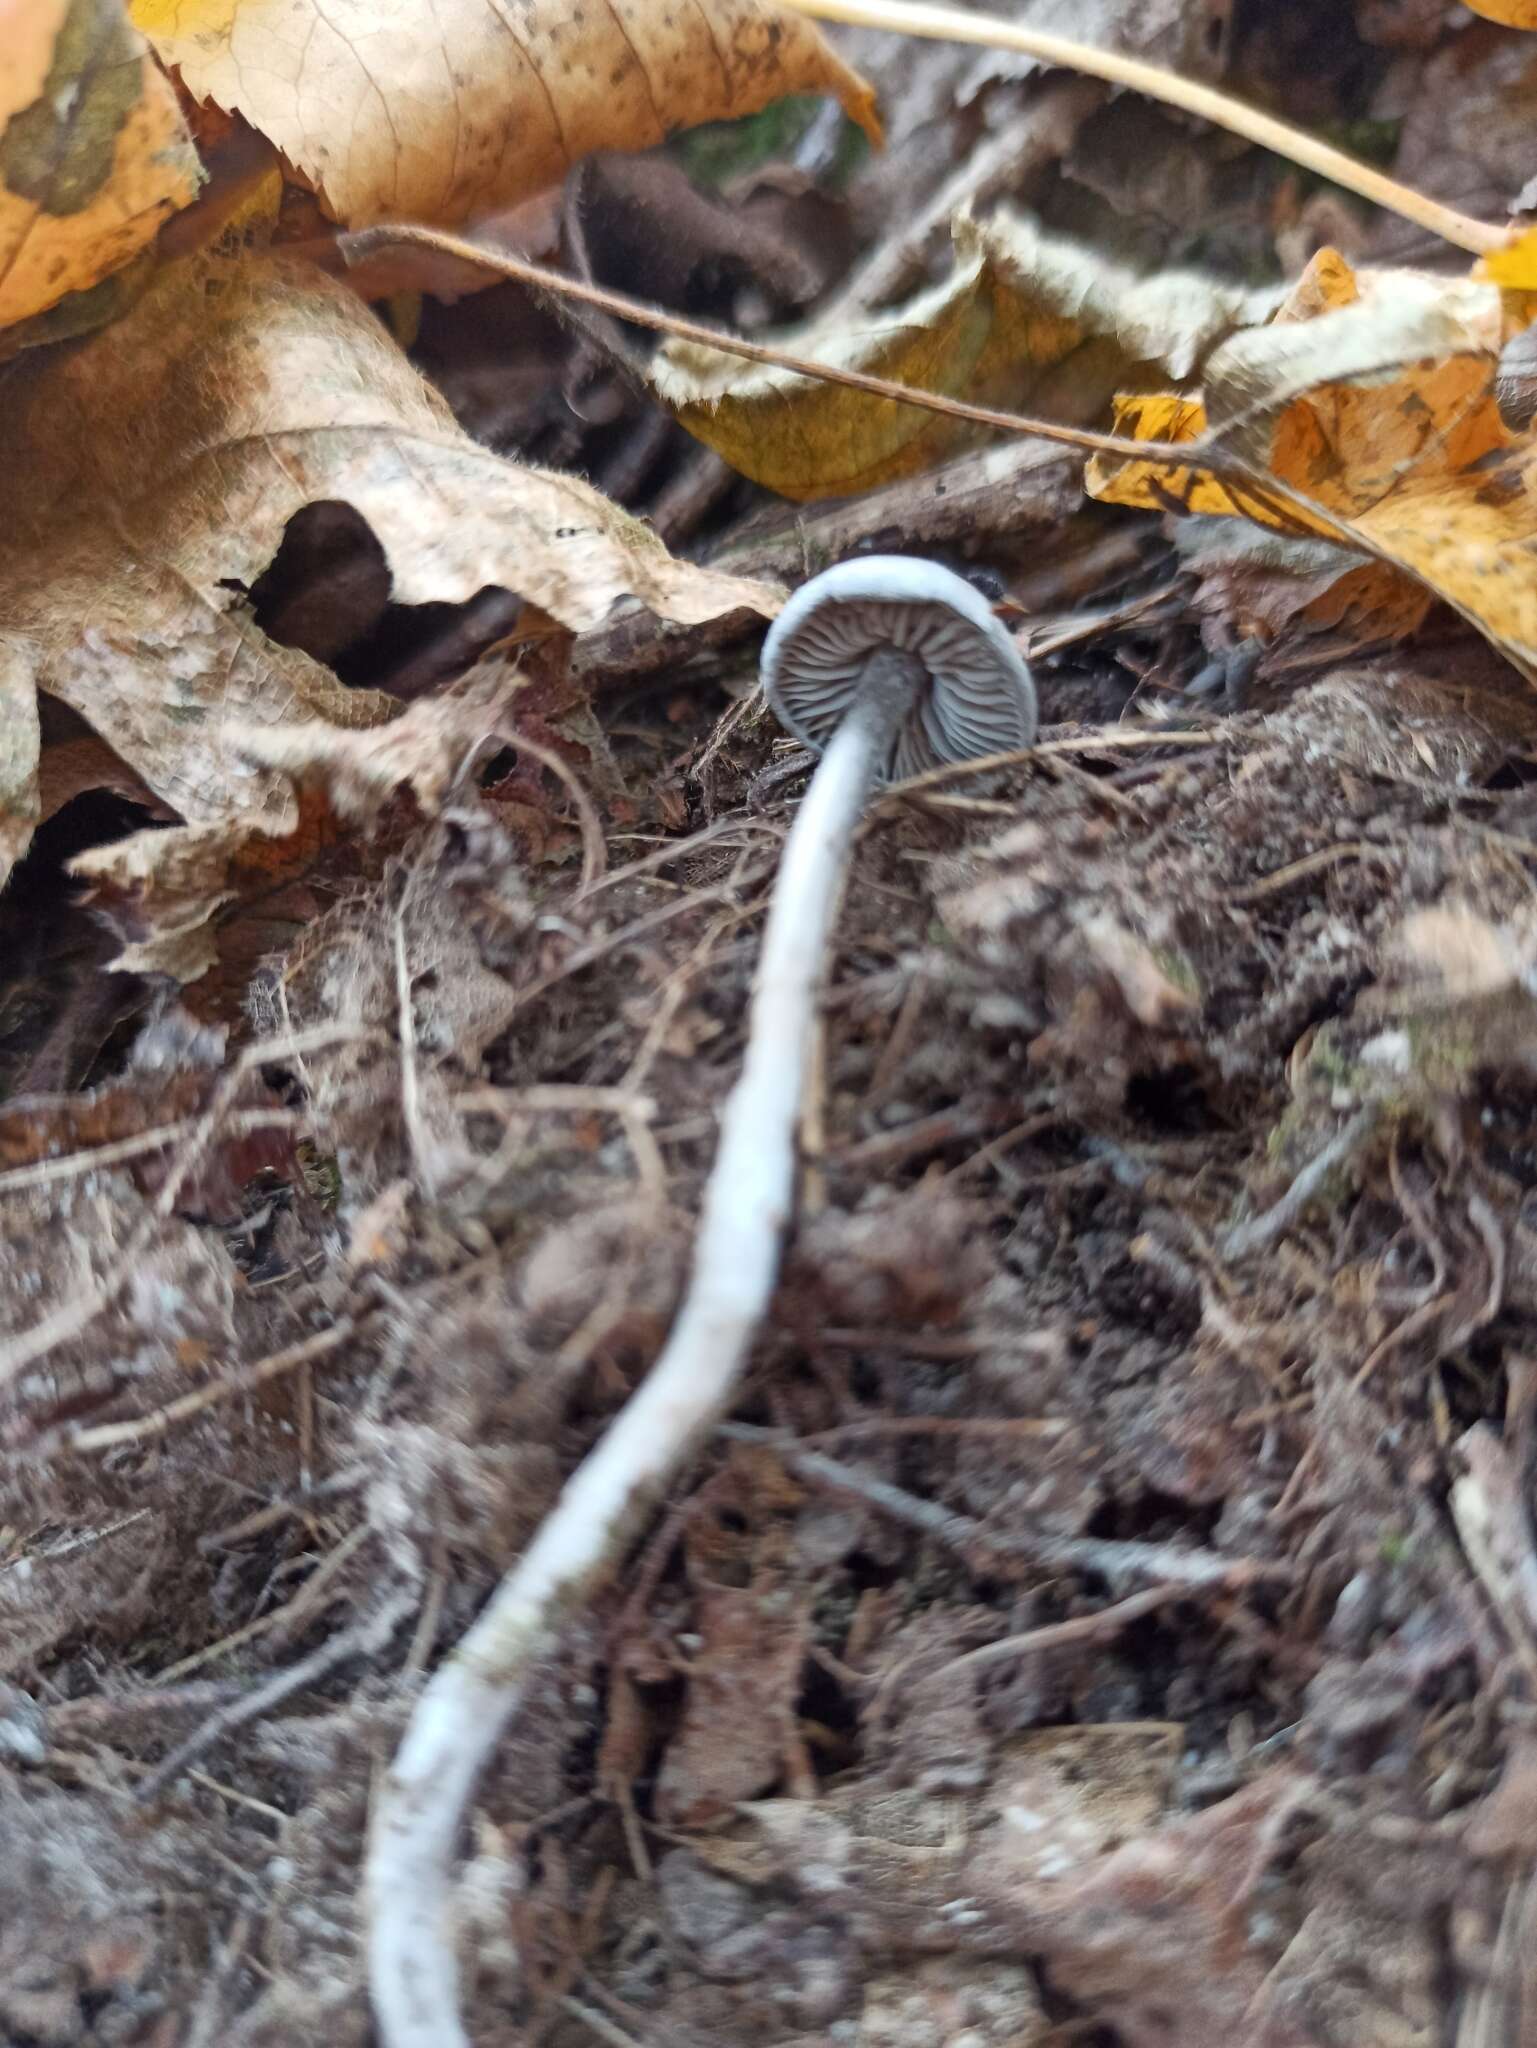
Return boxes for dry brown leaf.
[1089,252,1505,529]
[234,697,504,829]
[1081,912,1198,1028]
[650,212,1277,499]
[69,694,515,981]
[129,0,879,229]
[69,801,325,983]
[0,0,201,336]
[2,238,778,973]
[73,722,446,987]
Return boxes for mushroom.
[762,553,1037,784]
[367,558,1037,2048]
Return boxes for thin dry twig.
[135,1589,412,1804]
[152,1524,373,1683]
[1223,1105,1379,1262]
[341,223,1184,466]
[476,726,607,897]
[784,0,1502,254]
[340,222,1437,562]
[1227,842,1377,905]
[394,904,431,1191]
[0,1107,299,1197]
[879,726,1224,802]
[724,1425,1291,1591]
[339,234,1508,655]
[51,1321,357,1455]
[942,1584,1188,1676]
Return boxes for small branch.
[782,0,1503,256]
[337,226,1258,484]
[395,905,430,1191]
[723,1425,1290,1591]
[1222,1104,1378,1262]
[339,229,1467,603]
[49,1320,356,1455]
[943,1583,1188,1676]
[134,1591,412,1805]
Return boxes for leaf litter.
[8,2,1537,2045]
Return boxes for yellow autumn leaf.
[1476,225,1537,293]
[652,214,1277,499]
[0,236,781,972]
[1090,390,1433,643]
[128,0,880,229]
[1090,251,1506,522]
[0,0,201,335]
[1345,448,1537,675]
[1088,249,1537,676]
[1461,0,1537,21]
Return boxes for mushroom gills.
[761,555,1036,780]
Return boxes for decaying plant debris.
[5,634,1537,2045]
[12,0,1537,2044]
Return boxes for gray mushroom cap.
[761,555,1038,781]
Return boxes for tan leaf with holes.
[0,0,201,336]
[128,0,880,228]
[0,237,780,975]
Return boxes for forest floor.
[6,3,1537,2044]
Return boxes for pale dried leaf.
[0,637,40,891]
[235,688,518,828]
[1081,912,1198,1027]
[70,814,253,981]
[1,241,779,971]
[651,212,1277,499]
[0,0,201,333]
[130,0,880,228]
[1395,907,1523,1001]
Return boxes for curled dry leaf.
[1085,247,1537,676]
[129,0,880,228]
[70,688,527,982]
[1,240,778,976]
[233,694,509,828]
[0,0,201,336]
[650,212,1277,499]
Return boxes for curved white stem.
[367,658,921,2048]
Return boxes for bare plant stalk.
[341,222,1206,470]
[366,671,916,2048]
[336,224,1468,592]
[781,0,1503,256]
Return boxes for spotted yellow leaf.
[0,0,201,334]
